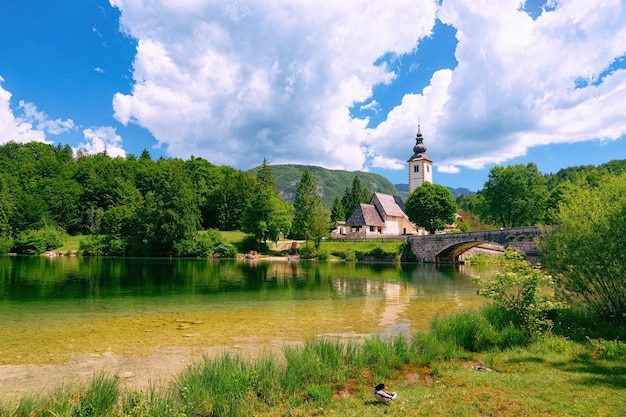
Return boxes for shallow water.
[0,256,489,368]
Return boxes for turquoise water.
[0,256,487,365]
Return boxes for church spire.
[407,122,433,194]
[413,124,427,155]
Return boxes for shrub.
[540,174,626,323]
[298,245,316,259]
[189,229,237,257]
[80,235,127,256]
[475,249,562,337]
[366,245,387,258]
[79,235,107,255]
[0,235,13,253]
[343,249,356,261]
[13,226,65,254]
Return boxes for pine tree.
[256,158,275,189]
[292,168,329,245]
[341,176,371,219]
[330,195,345,223]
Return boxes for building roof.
[345,203,385,227]
[371,192,405,218]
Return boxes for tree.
[404,182,456,234]
[479,163,548,228]
[330,195,345,223]
[341,176,370,218]
[127,162,201,256]
[210,168,255,230]
[242,180,292,246]
[291,168,329,245]
[256,158,275,189]
[540,174,626,323]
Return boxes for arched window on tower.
[414,165,419,173]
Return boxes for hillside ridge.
[248,164,474,207]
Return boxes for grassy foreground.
[1,306,624,417]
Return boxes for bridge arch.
[406,227,543,263]
[435,240,505,263]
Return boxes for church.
[331,126,432,238]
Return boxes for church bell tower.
[407,125,432,194]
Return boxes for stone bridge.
[405,227,544,263]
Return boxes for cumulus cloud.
[108,0,626,175]
[75,126,127,157]
[18,101,75,135]
[0,77,75,145]
[430,0,626,171]
[110,0,438,170]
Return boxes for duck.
[372,383,397,402]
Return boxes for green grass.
[219,230,248,244]
[318,240,406,261]
[59,234,84,253]
[319,240,405,255]
[2,308,625,416]
[216,230,407,260]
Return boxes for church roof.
[371,192,405,218]
[408,152,431,162]
[345,203,385,227]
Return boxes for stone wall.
[407,227,543,263]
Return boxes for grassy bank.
[2,306,624,417]
[57,232,406,260]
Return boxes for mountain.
[394,183,475,200]
[248,164,400,208]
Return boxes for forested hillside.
[544,158,626,188]
[0,141,268,256]
[0,142,402,256]
[456,159,626,230]
[394,183,474,200]
[248,164,399,207]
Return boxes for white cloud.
[437,164,460,174]
[75,126,127,157]
[429,0,626,170]
[360,100,380,113]
[18,101,75,135]
[0,77,75,145]
[110,0,438,170]
[108,0,626,176]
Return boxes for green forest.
[0,141,625,260]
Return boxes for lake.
[0,256,489,398]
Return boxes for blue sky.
[1,0,625,191]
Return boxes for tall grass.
[3,306,625,416]
[2,373,120,417]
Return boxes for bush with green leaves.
[474,249,562,337]
[190,229,236,258]
[13,226,65,254]
[0,235,13,253]
[540,174,626,323]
